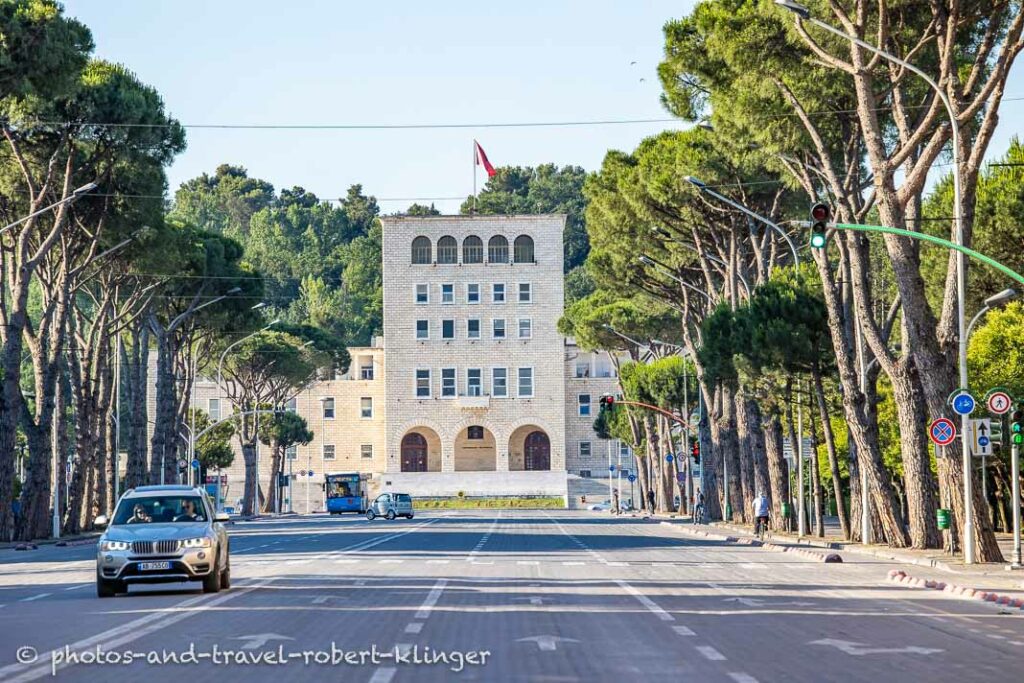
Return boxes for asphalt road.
[0,510,1021,682]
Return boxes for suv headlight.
[181,537,212,549]
[100,540,130,551]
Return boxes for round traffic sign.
[191,459,200,469]
[609,465,616,472]
[987,390,1012,415]
[628,474,636,483]
[951,391,976,416]
[978,436,990,447]
[666,453,674,463]
[177,458,187,469]
[929,418,957,447]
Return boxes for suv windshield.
[112,496,206,525]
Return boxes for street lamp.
[683,176,800,265]
[966,288,1017,340]
[0,182,98,236]
[776,0,972,561]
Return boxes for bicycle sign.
[950,391,976,416]
[929,418,957,447]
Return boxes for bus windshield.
[325,474,361,499]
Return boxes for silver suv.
[94,485,231,598]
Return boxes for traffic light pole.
[1012,440,1022,568]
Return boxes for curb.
[886,569,1024,610]
[660,521,842,563]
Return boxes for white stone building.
[160,215,629,512]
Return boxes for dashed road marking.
[672,625,696,636]
[696,646,726,661]
[615,579,673,622]
[20,593,50,602]
[517,561,539,566]
[380,559,404,564]
[63,584,89,591]
[426,559,450,564]
[728,673,759,683]
[415,578,448,620]
[368,666,396,683]
[404,623,423,634]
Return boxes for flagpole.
[472,140,477,213]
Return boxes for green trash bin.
[936,508,951,530]
[781,502,792,518]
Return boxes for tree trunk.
[124,323,150,489]
[807,406,824,537]
[698,381,721,519]
[762,412,790,526]
[714,385,742,521]
[149,325,180,486]
[734,390,756,523]
[812,368,849,539]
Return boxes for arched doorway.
[524,431,551,471]
[401,433,428,472]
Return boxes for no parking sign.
[929,418,956,447]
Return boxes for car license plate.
[139,561,171,571]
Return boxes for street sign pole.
[1012,440,1022,568]
[797,380,805,537]
[951,390,977,563]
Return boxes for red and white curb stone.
[661,522,843,563]
[886,569,1024,610]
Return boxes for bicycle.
[755,515,770,541]
[692,502,705,524]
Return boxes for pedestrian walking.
[612,489,620,515]
[647,489,656,512]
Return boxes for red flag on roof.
[474,140,496,178]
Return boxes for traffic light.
[690,438,700,465]
[598,394,617,414]
[1012,405,1024,445]
[809,202,829,249]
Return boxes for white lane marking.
[988,634,1006,640]
[20,593,50,602]
[697,646,726,661]
[728,673,758,683]
[415,578,448,619]
[426,559,450,564]
[396,643,413,656]
[335,559,358,564]
[380,559,404,564]
[1,520,440,683]
[368,667,396,683]
[63,584,89,591]
[471,560,494,565]
[466,511,502,563]
[607,561,629,567]
[517,561,539,566]
[354,580,367,587]
[562,561,586,566]
[673,625,696,636]
[615,579,673,622]
[404,622,424,634]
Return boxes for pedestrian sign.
[986,390,1012,415]
[929,418,956,447]
[951,390,976,416]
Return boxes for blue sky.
[64,1,1023,214]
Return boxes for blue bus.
[325,472,367,514]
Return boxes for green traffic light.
[810,232,827,249]
[1013,422,1022,433]
[1014,433,1023,445]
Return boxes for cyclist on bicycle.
[753,491,770,537]
[693,490,705,524]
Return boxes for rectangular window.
[517,367,534,398]
[468,425,484,440]
[208,398,220,422]
[578,394,591,417]
[415,369,431,398]
[285,445,297,461]
[518,318,532,339]
[467,319,480,339]
[322,397,335,419]
[361,444,373,459]
[580,470,591,478]
[619,442,631,458]
[415,284,429,304]
[579,441,592,458]
[360,364,374,380]
[360,397,373,419]
[467,368,482,396]
[492,283,505,303]
[492,318,506,339]
[467,283,480,304]
[441,283,454,304]
[442,319,455,339]
[575,362,590,378]
[416,319,429,340]
[285,397,297,412]
[322,444,336,460]
[518,282,532,303]
[441,368,456,397]
[492,368,508,397]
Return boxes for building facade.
[160,215,628,512]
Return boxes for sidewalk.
[690,514,1024,594]
[0,531,100,551]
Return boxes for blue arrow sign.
[952,391,976,416]
[666,454,674,463]
[628,474,636,483]
[191,459,200,469]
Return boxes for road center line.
[696,645,727,661]
[415,578,449,620]
[368,666,396,683]
[615,579,674,622]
